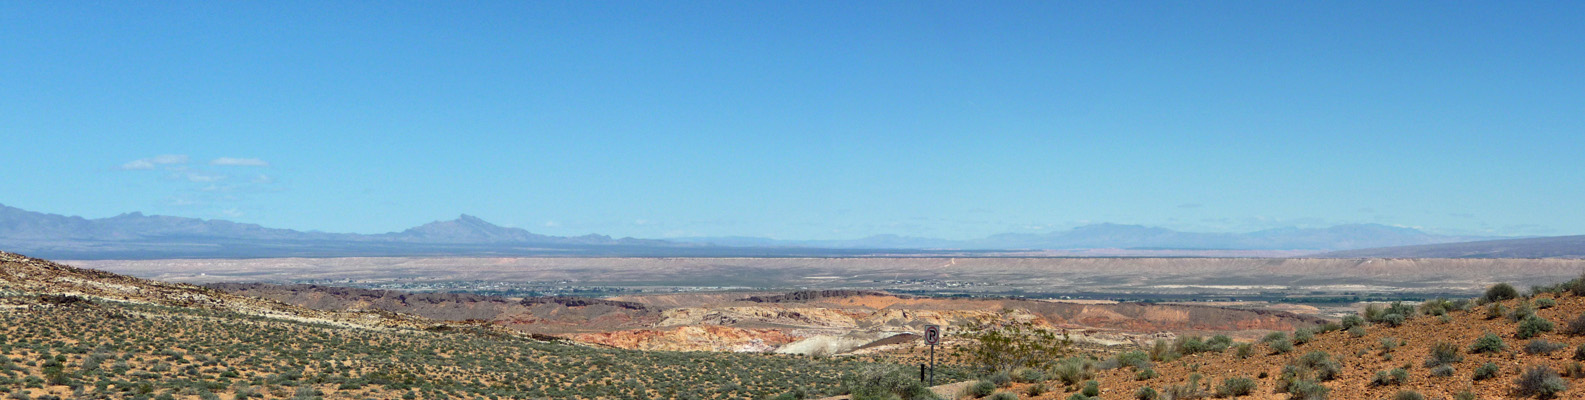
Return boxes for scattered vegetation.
[952,312,1071,375]
[1469,332,1507,353]
[1214,376,1255,397]
[1517,315,1555,339]
[1515,365,1567,399]
[1486,283,1520,303]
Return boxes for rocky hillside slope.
[982,284,1585,399]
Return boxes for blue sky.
[2,2,1581,240]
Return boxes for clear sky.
[2,2,1581,240]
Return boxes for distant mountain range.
[0,203,1521,259]
[1317,235,1585,258]
[677,223,1499,251]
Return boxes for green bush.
[1430,365,1455,377]
[1470,333,1506,353]
[1066,393,1089,400]
[1206,335,1233,351]
[1511,302,1536,322]
[1340,315,1365,329]
[1081,380,1099,397]
[1347,326,1365,337]
[1515,365,1567,399]
[1394,390,1426,400]
[1517,315,1555,339]
[1051,357,1092,386]
[1148,339,1178,362]
[1233,343,1252,359]
[1114,350,1150,370]
[1486,283,1520,302]
[1012,367,1044,383]
[1486,303,1507,320]
[1370,368,1408,386]
[1536,297,1557,309]
[1293,328,1315,345]
[1287,379,1328,400]
[963,381,996,398]
[1380,313,1406,327]
[1134,386,1157,400]
[1269,340,1293,354]
[1215,377,1256,397]
[1473,362,1500,380]
[1423,342,1462,368]
[1576,345,1585,361]
[988,371,1012,387]
[1024,383,1047,397]
[1564,313,1585,336]
[1526,339,1567,355]
[986,392,1017,400]
[1136,368,1158,380]
[1454,391,1477,400]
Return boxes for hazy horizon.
[4,2,1582,240]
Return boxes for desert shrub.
[1473,362,1500,380]
[1486,283,1520,302]
[953,313,1071,374]
[1486,303,1507,320]
[1024,383,1047,397]
[988,371,1012,387]
[1569,363,1585,378]
[1135,368,1158,380]
[1385,301,1416,319]
[1515,365,1567,399]
[1316,322,1341,333]
[1233,343,1252,359]
[1115,350,1150,370]
[1363,304,1385,322]
[1565,313,1585,336]
[845,366,941,400]
[1526,339,1567,355]
[1430,365,1455,377]
[986,392,1017,400]
[1370,368,1409,386]
[1262,331,1287,344]
[1081,380,1099,397]
[1423,342,1462,368]
[1517,315,1555,339]
[1421,298,1452,316]
[1013,367,1045,383]
[1286,379,1328,400]
[1454,391,1477,400]
[1277,351,1341,394]
[1052,357,1092,386]
[1470,332,1506,353]
[1163,374,1206,400]
[1576,345,1585,361]
[1215,377,1256,397]
[1379,337,1400,353]
[1380,313,1406,327]
[1340,315,1365,329]
[1066,394,1089,400]
[963,381,996,398]
[1135,386,1157,400]
[1176,336,1212,355]
[1269,340,1292,354]
[1511,302,1536,322]
[1536,297,1557,309]
[1149,339,1179,362]
[1394,390,1426,400]
[1206,335,1233,351]
[1293,328,1315,345]
[1347,326,1365,337]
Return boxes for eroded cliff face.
[208,284,1328,355]
[572,326,797,352]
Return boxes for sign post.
[923,325,940,386]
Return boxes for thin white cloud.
[210,157,269,167]
[117,154,189,170]
[251,174,275,184]
[181,172,226,183]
